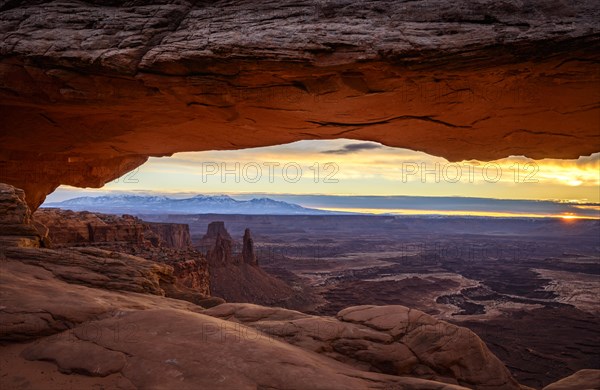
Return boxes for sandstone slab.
[543,369,600,390]
[205,303,522,389]
[15,307,470,390]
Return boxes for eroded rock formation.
[32,207,211,297]
[202,221,311,307]
[202,221,233,242]
[3,246,175,297]
[34,208,192,249]
[0,183,43,248]
[205,303,521,389]
[0,1,599,208]
[242,228,258,266]
[0,184,218,312]
[206,233,235,266]
[145,222,193,249]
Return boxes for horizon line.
[45,190,600,206]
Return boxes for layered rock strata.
[34,208,210,296]
[0,183,43,248]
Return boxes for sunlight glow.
[318,208,598,220]
[46,140,600,218]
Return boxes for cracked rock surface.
[1,253,472,389]
[0,1,599,208]
[204,303,521,389]
[12,308,473,390]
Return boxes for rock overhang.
[0,0,599,209]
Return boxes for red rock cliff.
[34,208,210,296]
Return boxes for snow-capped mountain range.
[42,194,337,215]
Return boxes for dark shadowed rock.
[145,222,192,249]
[201,221,309,307]
[203,221,232,242]
[207,233,234,267]
[242,228,257,266]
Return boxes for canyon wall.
[34,209,192,249]
[0,1,598,209]
[144,222,193,249]
[0,183,44,248]
[33,208,210,296]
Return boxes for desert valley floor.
[141,214,600,388]
[1,185,599,389]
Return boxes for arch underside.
[0,1,599,208]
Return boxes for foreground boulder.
[205,303,521,389]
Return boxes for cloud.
[321,142,383,155]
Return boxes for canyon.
[0,183,538,389]
[149,212,600,388]
[2,184,598,389]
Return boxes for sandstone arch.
[0,0,599,209]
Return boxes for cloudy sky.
[47,139,600,218]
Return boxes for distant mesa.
[203,221,233,241]
[34,208,193,251]
[32,207,212,299]
[42,194,337,215]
